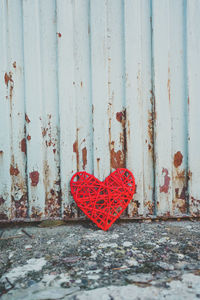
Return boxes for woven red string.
[70,168,135,231]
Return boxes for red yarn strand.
[70,168,135,231]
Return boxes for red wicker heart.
[70,168,135,231]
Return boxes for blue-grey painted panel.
[0,0,199,221]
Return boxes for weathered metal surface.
[0,0,200,222]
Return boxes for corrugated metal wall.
[0,0,200,222]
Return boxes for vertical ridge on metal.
[1,0,200,222]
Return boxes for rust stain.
[73,138,79,171]
[97,158,100,175]
[0,197,5,205]
[21,138,26,154]
[43,159,61,218]
[0,150,3,155]
[116,111,124,123]
[175,169,185,179]
[53,149,56,154]
[191,197,200,212]
[167,67,171,103]
[10,165,20,176]
[5,71,14,102]
[116,109,126,126]
[42,115,57,148]
[29,171,39,187]
[110,148,124,169]
[144,201,154,215]
[63,204,76,219]
[188,170,192,180]
[130,200,139,217]
[175,186,187,200]
[148,111,154,147]
[42,128,47,137]
[30,206,43,219]
[45,189,61,218]
[13,61,16,68]
[82,147,87,170]
[174,151,183,168]
[160,168,170,193]
[25,113,30,123]
[113,109,127,169]
[80,81,83,87]
[4,72,13,87]
[12,194,27,218]
[27,135,31,141]
[173,187,188,214]
[57,32,62,38]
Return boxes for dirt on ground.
[0,220,200,299]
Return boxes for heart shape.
[70,168,135,231]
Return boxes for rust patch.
[30,207,43,219]
[191,197,200,212]
[42,128,47,137]
[144,201,154,215]
[148,111,154,146]
[188,170,192,180]
[81,81,83,87]
[10,165,20,176]
[13,61,16,68]
[25,113,30,123]
[43,160,61,218]
[173,186,188,214]
[116,111,124,123]
[0,197,5,205]
[116,109,126,126]
[4,72,13,87]
[5,71,14,102]
[130,200,139,217]
[160,168,170,193]
[0,212,8,220]
[29,171,39,187]
[42,115,57,148]
[12,194,27,218]
[175,169,185,179]
[112,109,127,169]
[53,148,56,154]
[0,150,3,155]
[110,147,124,169]
[175,186,187,200]
[174,151,183,168]
[45,190,61,218]
[97,158,100,175]
[21,138,26,154]
[167,67,171,103]
[57,32,62,38]
[73,138,79,171]
[63,204,76,219]
[82,147,87,170]
[27,135,31,141]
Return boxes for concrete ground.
[0,220,200,299]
